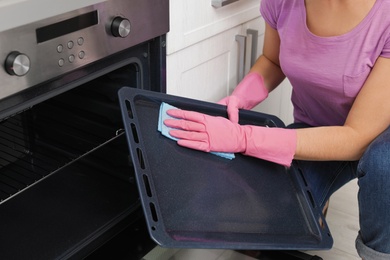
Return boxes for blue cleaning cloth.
[158,102,235,160]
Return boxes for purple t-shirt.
[260,0,390,126]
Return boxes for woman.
[164,0,390,258]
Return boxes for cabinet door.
[167,25,242,102]
[167,0,260,55]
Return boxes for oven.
[0,0,169,259]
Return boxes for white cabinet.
[167,0,261,55]
[167,25,242,102]
[167,0,262,101]
[166,0,294,124]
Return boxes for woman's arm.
[217,23,288,123]
[295,56,390,161]
[165,21,390,164]
[164,56,390,164]
[259,21,390,161]
[249,23,286,93]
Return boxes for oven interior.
[0,58,158,259]
[0,65,138,202]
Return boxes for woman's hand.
[218,72,268,123]
[164,109,246,153]
[164,108,297,167]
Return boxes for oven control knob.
[5,51,30,76]
[111,17,131,38]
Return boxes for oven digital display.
[36,11,98,43]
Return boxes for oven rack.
[0,116,128,203]
[0,80,130,203]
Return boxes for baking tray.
[118,87,333,250]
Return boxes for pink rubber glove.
[218,72,268,123]
[164,109,296,167]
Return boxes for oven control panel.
[0,0,169,101]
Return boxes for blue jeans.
[288,123,390,259]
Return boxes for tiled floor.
[144,180,361,260]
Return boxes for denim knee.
[356,127,390,258]
[358,129,390,177]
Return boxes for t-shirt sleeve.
[260,0,283,29]
[381,33,390,58]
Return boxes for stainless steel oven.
[0,0,169,259]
